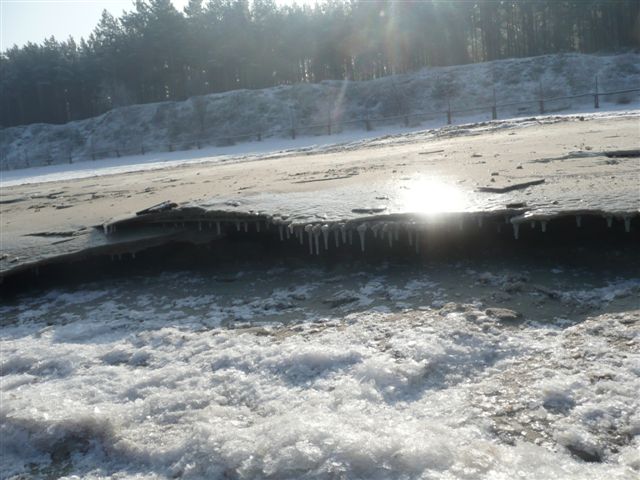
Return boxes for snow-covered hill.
[1,52,639,170]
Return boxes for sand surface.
[1,114,639,275]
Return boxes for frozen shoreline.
[2,108,639,479]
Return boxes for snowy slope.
[1,52,639,170]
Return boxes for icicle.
[357,224,367,252]
[285,224,291,239]
[408,226,413,246]
[415,230,420,254]
[216,222,221,235]
[256,222,261,232]
[321,224,330,250]
[243,222,249,233]
[477,217,483,228]
[606,216,613,228]
[504,216,510,224]
[340,224,347,244]
[103,224,109,235]
[624,216,631,233]
[313,225,322,255]
[198,221,202,231]
[236,221,241,231]
[298,227,304,245]
[305,225,313,254]
[576,216,582,228]
[541,221,547,233]
[530,221,536,229]
[513,223,519,240]
[371,223,379,239]
[348,229,353,245]
[279,225,284,241]
[334,229,340,248]
[394,225,399,241]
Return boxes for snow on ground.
[1,52,639,172]
[2,261,639,479]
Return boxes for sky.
[0,0,311,50]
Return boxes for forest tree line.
[1,0,638,127]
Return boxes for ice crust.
[1,266,639,479]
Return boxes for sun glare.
[397,177,467,215]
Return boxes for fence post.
[594,76,600,109]
[538,80,545,115]
[492,87,497,120]
[446,99,452,125]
